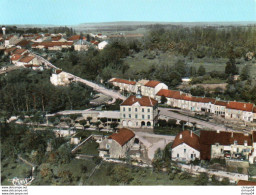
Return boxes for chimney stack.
[179,134,182,139]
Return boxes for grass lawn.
[75,139,99,156]
[89,162,198,185]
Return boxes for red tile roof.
[226,101,254,112]
[108,128,135,146]
[11,54,22,61]
[52,36,62,41]
[144,80,161,88]
[172,130,200,151]
[13,48,27,55]
[237,180,256,186]
[110,78,136,85]
[19,56,35,63]
[16,39,31,47]
[200,130,253,160]
[121,95,158,107]
[32,41,73,48]
[156,89,181,99]
[200,97,216,104]
[68,35,81,41]
[4,47,17,54]
[215,101,228,107]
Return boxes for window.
[234,140,237,145]
[191,154,193,159]
[123,114,126,118]
[129,114,131,118]
[177,154,179,158]
[106,144,110,149]
[148,115,150,119]
[123,107,125,111]
[148,108,150,112]
[142,108,144,112]
[135,108,137,112]
[128,108,131,112]
[135,114,138,119]
[142,115,144,119]
[184,149,186,153]
[237,148,239,153]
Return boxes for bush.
[179,171,191,180]
[194,173,209,185]
[92,156,102,165]
[211,175,220,185]
[221,177,230,185]
[169,173,175,180]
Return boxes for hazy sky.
[0,0,255,25]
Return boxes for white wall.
[172,143,200,162]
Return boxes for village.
[1,24,256,186]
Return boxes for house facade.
[171,130,200,162]
[200,130,254,163]
[109,78,136,93]
[98,128,135,159]
[120,92,158,128]
[140,80,168,98]
[225,101,254,122]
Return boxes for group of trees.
[144,25,256,59]
[0,69,93,116]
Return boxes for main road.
[33,52,126,101]
[159,107,239,132]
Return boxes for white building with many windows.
[120,90,158,128]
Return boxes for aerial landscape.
[0,0,256,189]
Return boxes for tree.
[197,65,206,76]
[179,120,186,131]
[160,96,167,104]
[79,120,87,130]
[158,119,167,127]
[194,173,209,185]
[225,47,238,75]
[94,121,101,131]
[220,177,230,185]
[110,122,119,132]
[87,117,92,125]
[100,117,108,127]
[190,86,205,96]
[240,65,250,81]
[167,119,177,128]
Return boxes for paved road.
[135,131,175,160]
[159,107,238,132]
[33,52,126,101]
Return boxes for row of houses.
[155,89,256,123]
[109,78,168,98]
[171,130,256,164]
[109,78,256,123]
[2,32,109,51]
[4,46,43,70]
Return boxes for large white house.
[225,101,254,122]
[140,80,168,98]
[120,91,158,128]
[171,130,200,162]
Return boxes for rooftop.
[226,101,254,112]
[108,128,135,146]
[121,95,158,107]
[144,80,161,88]
[110,78,136,85]
[171,130,200,151]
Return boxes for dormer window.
[215,143,219,147]
[244,140,248,146]
[234,140,237,145]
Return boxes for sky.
[0,0,255,25]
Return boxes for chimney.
[179,134,182,139]
[217,130,220,133]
